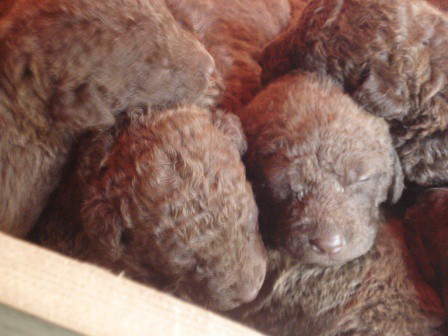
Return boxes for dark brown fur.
[427,0,448,12]
[228,220,445,336]
[239,71,403,266]
[404,188,448,316]
[37,106,266,311]
[0,0,215,237]
[164,0,307,113]
[259,0,448,186]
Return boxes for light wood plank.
[0,232,263,336]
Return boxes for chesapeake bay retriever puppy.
[228,220,445,336]
[164,0,309,113]
[404,188,448,315]
[37,105,266,311]
[239,71,403,266]
[259,0,448,187]
[0,0,215,237]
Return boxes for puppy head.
[1,0,214,130]
[81,106,266,311]
[245,73,403,266]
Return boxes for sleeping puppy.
[228,219,445,336]
[239,71,403,266]
[37,105,266,311]
[259,0,448,187]
[0,0,215,237]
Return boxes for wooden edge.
[0,232,264,336]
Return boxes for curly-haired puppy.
[259,0,448,187]
[228,220,445,336]
[0,0,215,237]
[239,71,403,266]
[37,106,266,311]
[404,188,448,314]
[164,0,309,113]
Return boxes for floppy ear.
[49,79,115,130]
[80,193,128,262]
[388,149,405,204]
[212,109,248,156]
[258,18,302,86]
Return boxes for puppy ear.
[80,195,127,262]
[49,80,115,130]
[388,149,405,204]
[259,21,302,86]
[212,109,248,156]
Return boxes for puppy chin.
[177,282,242,311]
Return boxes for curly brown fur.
[0,0,216,237]
[259,0,448,187]
[239,71,403,266]
[0,0,13,17]
[37,105,266,311]
[404,188,448,316]
[427,0,448,12]
[228,220,445,336]
[164,0,309,113]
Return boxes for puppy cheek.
[50,83,115,130]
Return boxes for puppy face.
[244,73,403,266]
[258,0,448,187]
[80,107,266,311]
[1,0,214,130]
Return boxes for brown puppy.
[0,0,215,237]
[239,71,403,266]
[404,188,448,315]
[228,220,445,336]
[259,0,448,187]
[164,0,308,113]
[37,106,266,311]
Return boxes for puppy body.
[260,0,448,186]
[239,71,403,266]
[38,106,266,311]
[229,220,445,336]
[404,188,448,316]
[165,0,308,112]
[0,0,215,236]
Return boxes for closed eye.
[350,172,383,186]
[358,175,371,183]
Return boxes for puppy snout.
[199,53,216,81]
[237,257,265,304]
[204,57,216,80]
[311,233,346,255]
[240,285,260,304]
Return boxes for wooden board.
[0,232,263,336]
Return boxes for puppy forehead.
[277,129,389,182]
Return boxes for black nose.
[311,234,345,255]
